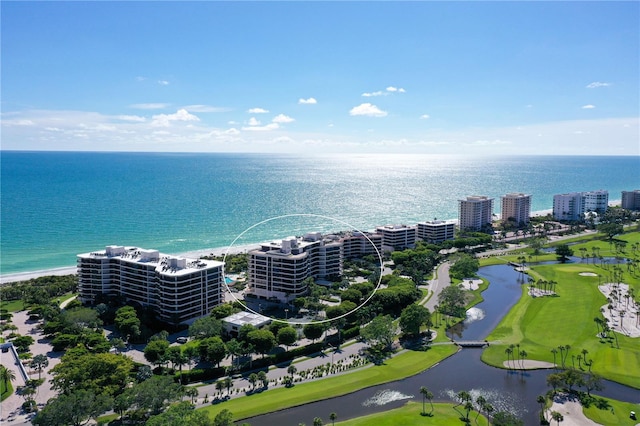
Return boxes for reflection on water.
[245,264,640,426]
[362,390,414,407]
[464,307,485,323]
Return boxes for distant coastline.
[0,202,622,285]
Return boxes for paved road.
[423,261,451,312]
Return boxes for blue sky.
[2,1,638,155]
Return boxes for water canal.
[248,264,640,425]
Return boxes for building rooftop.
[222,311,272,328]
[78,245,224,276]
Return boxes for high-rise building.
[552,192,585,221]
[458,196,494,231]
[247,233,342,303]
[416,220,455,243]
[375,224,417,250]
[622,190,640,211]
[77,245,224,325]
[501,193,532,226]
[583,190,609,214]
[553,190,609,221]
[340,231,383,259]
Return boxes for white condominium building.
[247,233,342,303]
[501,193,532,225]
[458,196,494,231]
[375,224,417,250]
[416,220,455,243]
[583,190,609,214]
[553,190,609,221]
[622,190,640,211]
[77,245,224,325]
[553,192,585,221]
[340,231,383,259]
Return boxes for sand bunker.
[579,272,598,276]
[503,359,555,370]
[461,278,482,291]
[598,283,640,338]
[546,394,599,426]
[529,288,556,297]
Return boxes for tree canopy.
[360,315,395,350]
[399,304,431,337]
[449,253,480,280]
[50,347,133,396]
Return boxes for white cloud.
[130,103,170,110]
[247,107,269,114]
[158,80,170,86]
[248,117,261,126]
[272,114,295,124]
[242,123,280,131]
[349,103,388,117]
[420,114,430,120]
[362,86,406,97]
[586,82,611,89]
[151,109,200,127]
[2,119,35,126]
[116,115,146,122]
[466,139,512,146]
[181,105,232,113]
[582,104,596,109]
[298,97,317,105]
[362,91,384,97]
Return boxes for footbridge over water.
[452,340,490,348]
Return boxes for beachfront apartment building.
[622,190,640,211]
[500,193,532,226]
[553,192,585,221]
[375,224,417,250]
[77,245,224,325]
[553,190,609,221]
[583,190,609,214]
[458,196,494,231]
[247,233,342,303]
[340,231,384,259]
[416,220,456,244]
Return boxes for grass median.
[200,344,458,421]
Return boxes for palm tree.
[224,376,233,395]
[287,364,297,380]
[313,417,323,426]
[475,395,487,421]
[505,347,513,369]
[184,386,198,403]
[0,365,16,391]
[248,373,258,391]
[30,354,49,380]
[419,386,434,415]
[537,395,547,423]
[329,412,337,426]
[519,350,527,369]
[550,348,558,368]
[551,410,564,425]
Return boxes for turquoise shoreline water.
[1,151,638,275]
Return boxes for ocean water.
[1,151,638,275]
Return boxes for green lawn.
[0,299,24,313]
[199,345,458,421]
[334,401,489,426]
[481,260,640,388]
[0,378,14,401]
[582,395,640,426]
